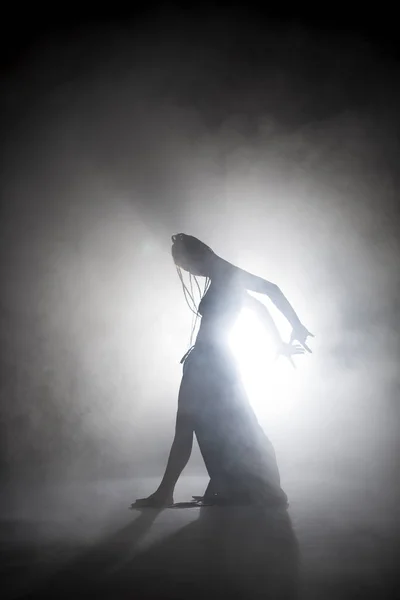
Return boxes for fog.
[1,11,399,598]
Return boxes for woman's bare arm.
[210,255,313,350]
[213,256,302,329]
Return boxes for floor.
[1,473,399,599]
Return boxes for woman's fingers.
[291,327,315,345]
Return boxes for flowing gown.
[179,281,288,506]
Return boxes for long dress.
[179,280,288,506]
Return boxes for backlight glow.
[229,308,299,417]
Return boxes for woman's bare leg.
[133,381,194,507]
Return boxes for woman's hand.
[131,489,174,509]
[276,342,306,368]
[290,324,314,353]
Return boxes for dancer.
[133,234,313,508]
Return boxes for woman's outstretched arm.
[212,256,313,350]
[214,257,301,325]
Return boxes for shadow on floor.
[19,506,300,600]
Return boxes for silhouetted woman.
[134,234,313,508]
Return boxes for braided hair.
[176,266,210,345]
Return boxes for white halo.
[229,308,299,417]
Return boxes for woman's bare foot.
[130,490,174,509]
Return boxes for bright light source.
[229,308,299,417]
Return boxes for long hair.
[176,266,211,345]
[172,234,213,345]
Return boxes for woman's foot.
[130,490,174,509]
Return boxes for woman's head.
[171,233,214,276]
